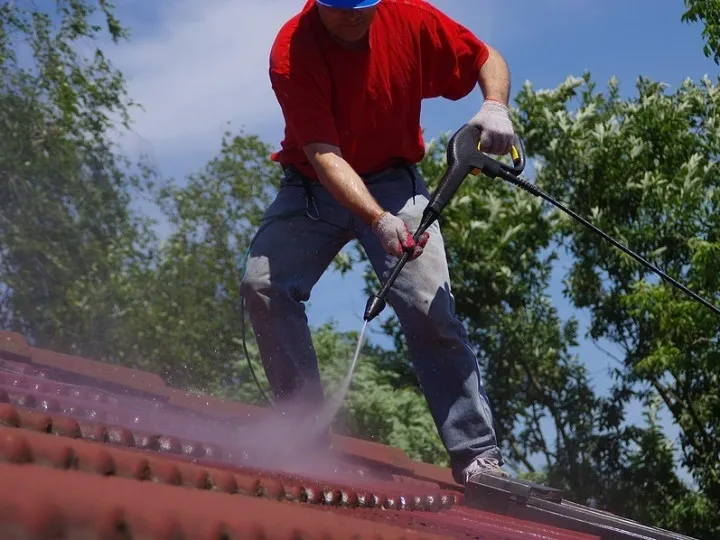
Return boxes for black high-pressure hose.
[242,124,719,409]
[497,174,720,317]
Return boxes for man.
[241,0,515,485]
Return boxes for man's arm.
[477,44,511,105]
[303,142,429,259]
[415,5,515,154]
[470,44,514,155]
[303,142,384,226]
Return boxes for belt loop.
[300,173,320,221]
[404,165,417,204]
[283,165,320,221]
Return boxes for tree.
[512,71,720,537]
[116,129,279,390]
[0,1,155,360]
[682,0,720,64]
[344,100,718,535]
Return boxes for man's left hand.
[468,99,514,155]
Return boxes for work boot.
[460,456,509,485]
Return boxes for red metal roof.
[0,330,600,539]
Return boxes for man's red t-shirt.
[268,0,489,180]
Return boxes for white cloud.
[108,0,301,154]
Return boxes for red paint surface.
[0,331,602,539]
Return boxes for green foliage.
[0,1,135,137]
[513,71,720,536]
[0,0,153,360]
[118,129,280,390]
[682,0,720,64]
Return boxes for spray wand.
[363,124,528,322]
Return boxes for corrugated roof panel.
[0,462,455,539]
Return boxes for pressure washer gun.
[363,124,527,322]
[364,123,720,323]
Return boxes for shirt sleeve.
[417,5,490,101]
[269,37,340,149]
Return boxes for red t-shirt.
[268,0,489,180]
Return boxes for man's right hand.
[371,211,429,260]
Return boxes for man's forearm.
[303,143,385,226]
[478,45,511,105]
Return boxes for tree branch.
[665,367,712,454]
[517,354,575,481]
[592,339,625,368]
[531,403,554,469]
[648,376,704,455]
[510,441,536,473]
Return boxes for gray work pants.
[240,165,503,481]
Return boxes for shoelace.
[463,457,507,482]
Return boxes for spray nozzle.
[363,294,386,322]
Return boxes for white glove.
[468,99,515,155]
[371,212,429,260]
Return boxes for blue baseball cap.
[316,0,380,8]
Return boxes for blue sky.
[101,0,717,481]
